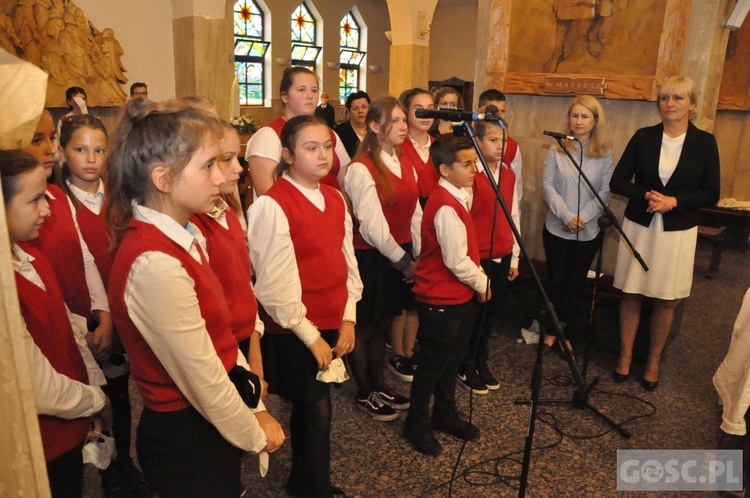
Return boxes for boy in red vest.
[478,89,523,203]
[404,134,491,456]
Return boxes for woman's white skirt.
[613,214,697,300]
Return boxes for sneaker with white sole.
[477,368,500,391]
[388,355,415,382]
[457,370,489,395]
[356,392,398,422]
[376,384,410,410]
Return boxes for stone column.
[386,0,437,95]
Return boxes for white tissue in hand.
[82,432,114,469]
[316,357,349,383]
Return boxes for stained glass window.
[339,11,365,102]
[291,3,320,70]
[234,0,268,105]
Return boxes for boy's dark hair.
[478,89,506,106]
[430,134,474,174]
[130,82,148,96]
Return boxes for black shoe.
[356,392,399,421]
[376,385,410,410]
[613,370,630,383]
[403,418,443,456]
[477,367,500,391]
[641,378,659,391]
[457,370,489,395]
[388,355,414,382]
[431,415,480,441]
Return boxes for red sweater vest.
[75,203,115,288]
[413,185,480,305]
[351,152,419,251]
[266,117,342,190]
[400,137,439,199]
[107,220,237,412]
[471,166,516,260]
[19,184,91,318]
[191,210,258,343]
[265,179,348,331]
[15,246,90,461]
[503,136,519,167]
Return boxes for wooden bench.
[697,225,726,279]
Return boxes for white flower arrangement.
[231,115,256,135]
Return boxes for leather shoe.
[641,378,659,391]
[613,370,630,383]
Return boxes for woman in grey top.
[541,95,614,356]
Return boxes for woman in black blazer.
[610,76,720,391]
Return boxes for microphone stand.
[460,123,633,498]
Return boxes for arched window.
[234,0,269,106]
[291,2,320,70]
[339,11,365,102]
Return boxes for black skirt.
[260,329,338,404]
[355,243,416,326]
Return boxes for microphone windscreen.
[484,105,499,115]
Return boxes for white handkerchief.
[316,357,349,383]
[82,432,114,469]
[259,451,269,477]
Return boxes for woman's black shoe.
[641,378,659,391]
[613,370,630,383]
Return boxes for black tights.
[348,322,389,398]
[288,394,333,497]
[101,371,132,461]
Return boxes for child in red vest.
[2,149,112,497]
[190,122,265,386]
[457,118,521,395]
[106,99,284,497]
[405,134,491,456]
[248,115,362,498]
[56,114,148,495]
[245,66,350,196]
[19,110,111,387]
[344,96,419,421]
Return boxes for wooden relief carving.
[487,0,691,101]
[718,24,750,111]
[0,0,128,107]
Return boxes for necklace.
[352,122,366,136]
[283,171,319,192]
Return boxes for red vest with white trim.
[400,137,439,199]
[15,246,90,461]
[471,166,516,260]
[107,220,237,412]
[265,179,348,331]
[75,203,115,288]
[413,185,480,305]
[351,151,419,251]
[191,210,258,343]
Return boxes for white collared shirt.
[345,148,422,261]
[67,179,106,215]
[123,203,267,453]
[434,178,489,293]
[247,175,363,347]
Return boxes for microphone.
[543,130,576,141]
[415,108,505,127]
